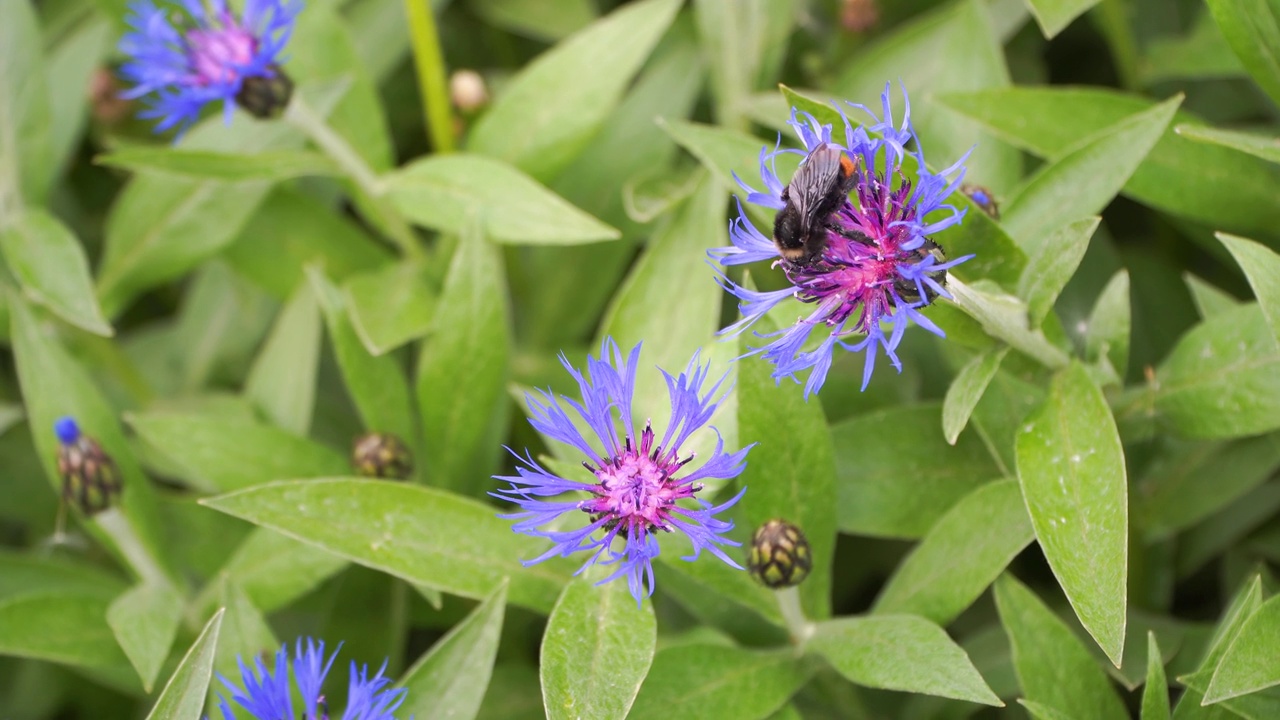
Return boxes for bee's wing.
[788,146,845,231]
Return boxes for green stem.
[284,95,423,260]
[96,508,170,586]
[776,586,815,649]
[403,0,456,153]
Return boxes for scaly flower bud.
[748,519,812,589]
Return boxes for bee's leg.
[825,222,873,246]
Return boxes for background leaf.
[628,646,810,720]
[1205,0,1280,105]
[0,209,111,336]
[105,582,182,692]
[143,609,224,720]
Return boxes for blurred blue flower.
[214,638,406,720]
[493,339,751,606]
[711,84,973,397]
[119,0,302,133]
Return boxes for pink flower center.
[581,426,698,535]
[187,14,257,85]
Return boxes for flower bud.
[748,519,812,589]
[961,183,1000,220]
[235,65,294,119]
[54,417,122,516]
[841,0,879,32]
[351,432,413,480]
[449,69,489,113]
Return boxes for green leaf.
[96,148,340,181]
[44,14,111,179]
[935,87,1280,241]
[144,608,224,720]
[0,592,130,669]
[946,279,1071,370]
[873,480,1034,626]
[943,347,1010,445]
[994,575,1129,720]
[472,0,596,40]
[212,580,278,680]
[127,412,349,493]
[1025,0,1103,38]
[1174,124,1280,165]
[1155,304,1280,439]
[694,0,794,130]
[1144,633,1172,720]
[8,294,170,580]
[201,478,574,613]
[1139,434,1280,539]
[1019,700,1077,720]
[224,187,393,301]
[309,268,416,445]
[1085,270,1131,383]
[197,527,347,614]
[1017,217,1100,327]
[541,570,656,720]
[467,0,681,180]
[0,0,53,207]
[1205,0,1280,105]
[244,281,322,435]
[342,259,439,355]
[1016,362,1128,666]
[739,314,837,618]
[653,556,785,640]
[834,402,1002,538]
[0,208,112,335]
[386,154,618,245]
[809,615,1002,705]
[1218,233,1280,346]
[1002,97,1179,254]
[398,581,507,720]
[0,551,126,601]
[1204,594,1280,703]
[628,645,810,720]
[1186,273,1243,320]
[417,227,510,494]
[106,582,183,692]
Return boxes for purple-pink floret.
[492,338,751,606]
[119,0,301,133]
[711,84,974,397]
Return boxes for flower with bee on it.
[492,338,752,607]
[54,417,122,516]
[711,84,974,397]
[118,0,302,134]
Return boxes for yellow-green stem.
[403,0,456,153]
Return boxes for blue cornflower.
[119,0,302,133]
[711,84,974,397]
[492,339,752,606]
[213,638,406,720]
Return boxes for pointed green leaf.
[943,347,1010,445]
[398,581,508,720]
[468,0,681,180]
[107,582,183,692]
[244,281,322,435]
[628,646,810,720]
[994,575,1129,720]
[97,148,339,181]
[936,87,1280,240]
[0,0,54,208]
[1019,700,1078,720]
[342,260,439,355]
[541,570,656,720]
[1085,270,1131,383]
[308,268,416,445]
[1017,217,1099,327]
[386,154,618,244]
[1025,0,1103,38]
[1218,233,1280,346]
[202,479,574,612]
[809,615,1002,705]
[144,608,224,720]
[0,592,130,669]
[0,209,111,335]
[417,227,510,494]
[1205,0,1280,105]
[197,528,347,615]
[1144,633,1172,720]
[128,412,349,493]
[1204,595,1280,703]
[946,279,1071,370]
[1003,97,1179,254]
[212,580,277,679]
[873,480,1034,626]
[472,0,596,40]
[1186,273,1242,320]
[1016,362,1128,665]
[739,313,837,618]
[1155,304,1280,438]
[1174,124,1280,165]
[835,403,1002,538]
[1139,434,1280,539]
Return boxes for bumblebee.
[773,145,859,265]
